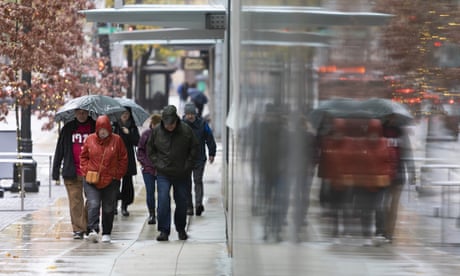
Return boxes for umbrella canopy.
[359,98,413,125]
[309,97,414,134]
[113,98,150,126]
[55,95,127,123]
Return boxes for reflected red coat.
[80,115,128,189]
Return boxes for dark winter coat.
[52,117,96,180]
[147,117,199,179]
[80,115,128,189]
[182,116,216,165]
[113,119,140,176]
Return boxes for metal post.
[49,155,52,198]
[20,164,25,211]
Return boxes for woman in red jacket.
[80,115,128,243]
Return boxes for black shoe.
[121,205,130,216]
[178,231,188,241]
[114,209,118,215]
[186,208,194,216]
[195,205,204,216]
[148,215,156,225]
[73,231,84,240]
[156,232,169,241]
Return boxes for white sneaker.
[88,230,99,243]
[101,235,111,243]
[363,238,374,247]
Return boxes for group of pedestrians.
[52,99,217,243]
[317,115,415,245]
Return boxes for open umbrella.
[55,95,126,123]
[359,98,413,125]
[113,98,150,126]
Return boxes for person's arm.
[137,130,149,166]
[52,125,68,181]
[80,136,90,177]
[204,123,217,163]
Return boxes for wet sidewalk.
[0,142,230,276]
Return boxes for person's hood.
[95,115,112,135]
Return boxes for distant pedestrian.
[52,109,95,240]
[147,105,199,241]
[187,83,208,117]
[182,103,216,216]
[113,107,140,216]
[177,81,189,111]
[137,114,162,225]
[80,115,128,243]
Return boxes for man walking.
[52,109,95,239]
[182,103,216,216]
[148,105,199,241]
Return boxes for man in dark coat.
[147,105,199,241]
[182,103,217,216]
[52,109,95,239]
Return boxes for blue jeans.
[142,173,156,211]
[156,174,188,235]
[84,180,120,235]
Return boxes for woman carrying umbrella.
[113,107,140,216]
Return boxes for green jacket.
[147,119,199,179]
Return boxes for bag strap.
[98,147,107,174]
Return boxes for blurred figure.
[137,114,162,225]
[147,105,198,241]
[80,115,128,243]
[353,119,389,246]
[290,115,317,241]
[177,81,189,111]
[317,118,354,240]
[188,83,208,117]
[52,109,95,240]
[113,107,140,216]
[182,103,217,216]
[256,104,288,242]
[380,114,416,243]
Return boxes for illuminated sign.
[182,57,207,70]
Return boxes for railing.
[0,152,54,210]
[419,163,460,244]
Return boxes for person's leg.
[121,175,134,216]
[83,181,101,233]
[385,184,403,241]
[375,187,388,237]
[64,176,87,234]
[156,175,172,235]
[193,164,205,215]
[185,173,194,215]
[172,178,188,234]
[143,172,156,223]
[100,180,120,235]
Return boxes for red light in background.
[434,41,442,47]
[395,88,415,94]
[449,99,455,104]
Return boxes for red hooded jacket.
[80,115,128,189]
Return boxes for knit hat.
[184,103,197,115]
[161,105,178,125]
